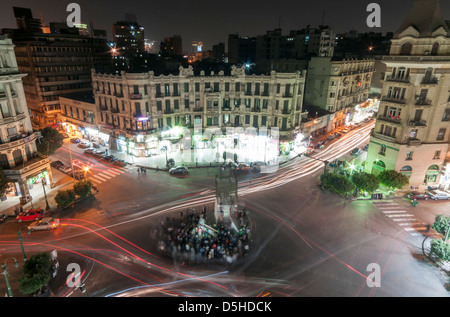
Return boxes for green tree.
[351,172,380,193]
[377,170,409,190]
[55,189,76,208]
[0,168,10,198]
[320,172,355,197]
[18,252,52,295]
[37,127,64,156]
[73,179,92,199]
[430,239,450,262]
[431,214,450,236]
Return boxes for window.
[174,100,179,109]
[379,144,386,156]
[214,82,219,92]
[406,151,413,160]
[235,82,240,92]
[263,99,268,109]
[437,128,446,141]
[195,83,200,92]
[156,101,162,111]
[261,116,267,126]
[442,109,450,122]
[184,83,189,93]
[245,115,250,124]
[225,82,230,92]
[234,99,241,107]
[433,150,441,160]
[245,98,251,108]
[185,99,190,109]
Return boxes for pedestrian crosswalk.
[373,200,429,237]
[86,164,135,185]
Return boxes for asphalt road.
[0,123,448,297]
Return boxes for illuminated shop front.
[350,98,379,124]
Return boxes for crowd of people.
[154,206,252,266]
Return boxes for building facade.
[92,65,306,157]
[304,56,375,134]
[0,35,52,203]
[365,0,450,189]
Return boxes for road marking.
[393,218,418,222]
[102,170,120,177]
[387,214,415,217]
[92,174,109,182]
[381,210,408,214]
[97,173,112,179]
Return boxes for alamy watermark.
[366,263,381,288]
[366,3,381,28]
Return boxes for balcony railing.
[384,75,410,83]
[377,115,402,124]
[381,96,407,104]
[0,113,26,125]
[164,109,174,114]
[415,96,432,106]
[408,120,427,127]
[282,109,292,115]
[421,77,438,85]
[130,93,143,100]
[111,108,120,113]
[193,107,204,112]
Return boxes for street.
[0,122,448,297]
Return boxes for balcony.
[283,93,293,98]
[381,96,407,105]
[377,115,402,125]
[384,75,410,83]
[99,105,108,111]
[222,107,232,112]
[407,138,422,146]
[421,76,438,85]
[251,107,261,113]
[372,131,396,143]
[408,120,427,127]
[111,108,120,114]
[0,132,38,152]
[155,92,164,98]
[282,109,292,115]
[415,96,432,106]
[2,153,50,177]
[133,113,143,118]
[130,93,143,100]
[164,109,174,114]
[0,113,26,125]
[193,107,204,112]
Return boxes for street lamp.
[41,178,50,211]
[2,257,19,297]
[17,225,30,262]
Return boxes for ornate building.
[365,0,450,189]
[0,35,52,203]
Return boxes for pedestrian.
[20,206,23,213]
[137,167,140,173]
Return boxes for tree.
[320,172,355,197]
[55,189,76,208]
[430,239,450,262]
[73,179,92,199]
[37,127,64,156]
[0,168,10,197]
[377,170,409,190]
[18,252,52,295]
[432,214,450,236]
[351,172,380,193]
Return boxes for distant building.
[227,33,256,65]
[212,42,225,63]
[112,20,145,55]
[160,35,182,56]
[13,7,42,33]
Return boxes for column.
[5,83,16,117]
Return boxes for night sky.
[1,0,449,53]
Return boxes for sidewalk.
[0,170,75,216]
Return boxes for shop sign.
[26,171,48,185]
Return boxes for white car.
[428,190,450,200]
[58,165,72,174]
[28,218,60,231]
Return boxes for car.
[354,122,362,128]
[341,128,351,133]
[351,148,362,157]
[92,149,106,157]
[16,208,44,222]
[102,155,117,162]
[72,160,93,168]
[77,142,90,148]
[84,148,95,155]
[73,170,85,180]
[407,192,431,200]
[0,214,7,224]
[50,160,64,169]
[363,118,370,123]
[28,218,60,232]
[113,160,126,167]
[327,134,335,141]
[363,144,369,151]
[428,190,450,200]
[235,163,250,171]
[304,147,315,156]
[58,165,72,174]
[61,133,70,139]
[169,166,189,175]
[70,138,81,144]
[334,132,342,138]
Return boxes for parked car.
[102,155,117,162]
[17,208,44,222]
[78,142,90,148]
[327,134,335,141]
[50,160,64,169]
[428,190,450,200]
[334,132,342,138]
[114,160,126,167]
[84,148,95,155]
[363,118,370,123]
[169,166,189,175]
[28,218,60,232]
[235,163,250,171]
[73,170,85,180]
[70,138,81,144]
[354,122,362,128]
[58,165,72,174]
[92,149,106,157]
[407,192,431,200]
[61,133,70,139]
[304,147,315,156]
[351,148,363,157]
[341,128,351,133]
[92,142,100,148]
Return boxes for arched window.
[425,165,440,183]
[431,42,439,56]
[400,43,412,55]
[400,165,412,171]
[12,149,23,166]
[0,154,8,169]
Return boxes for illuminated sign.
[27,171,48,185]
[138,117,149,121]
